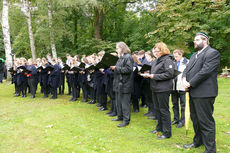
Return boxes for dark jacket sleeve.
[189,49,220,88]
[115,56,133,74]
[154,59,174,81]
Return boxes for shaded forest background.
[0,0,230,68]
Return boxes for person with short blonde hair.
[153,42,170,56]
[147,42,174,139]
[173,49,184,56]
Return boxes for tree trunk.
[2,0,13,79]
[48,0,57,60]
[94,6,103,40]
[73,8,78,50]
[21,0,36,60]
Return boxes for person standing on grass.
[171,49,189,128]
[0,60,4,83]
[142,42,174,140]
[111,42,134,128]
[48,59,61,99]
[26,58,37,99]
[182,32,220,153]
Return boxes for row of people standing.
[9,43,187,130]
[10,57,61,99]
[9,32,219,153]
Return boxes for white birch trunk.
[48,0,57,61]
[21,0,36,60]
[2,0,13,79]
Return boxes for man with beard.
[182,32,220,153]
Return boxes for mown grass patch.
[0,78,230,152]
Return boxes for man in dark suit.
[182,32,220,153]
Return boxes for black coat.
[150,55,174,92]
[40,64,50,88]
[113,53,134,93]
[182,46,220,98]
[94,70,105,95]
[16,66,28,86]
[133,70,142,98]
[0,62,4,73]
[48,64,61,88]
[26,65,37,77]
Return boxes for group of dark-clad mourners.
[9,32,219,153]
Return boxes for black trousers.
[20,81,28,96]
[116,92,131,124]
[51,87,57,98]
[80,82,88,100]
[89,87,96,101]
[171,91,186,123]
[15,83,20,95]
[71,83,79,100]
[98,93,107,108]
[28,77,36,96]
[108,89,116,113]
[143,85,154,115]
[43,85,50,96]
[0,72,3,83]
[131,97,139,111]
[59,73,65,94]
[66,74,72,94]
[152,91,171,137]
[189,96,216,153]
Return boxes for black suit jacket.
[182,46,220,98]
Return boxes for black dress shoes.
[148,116,157,120]
[109,113,117,117]
[184,143,200,149]
[144,112,151,116]
[71,98,77,102]
[99,107,108,111]
[111,118,123,121]
[14,93,20,97]
[30,95,35,99]
[157,135,170,140]
[117,122,129,127]
[96,103,102,107]
[176,122,184,128]
[106,111,112,115]
[81,99,88,102]
[171,120,179,125]
[88,100,95,104]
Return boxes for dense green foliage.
[147,0,230,66]
[0,0,230,68]
[0,78,230,152]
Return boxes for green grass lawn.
[0,78,230,153]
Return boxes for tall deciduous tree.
[21,0,36,60]
[93,1,104,40]
[2,0,12,78]
[47,0,57,60]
